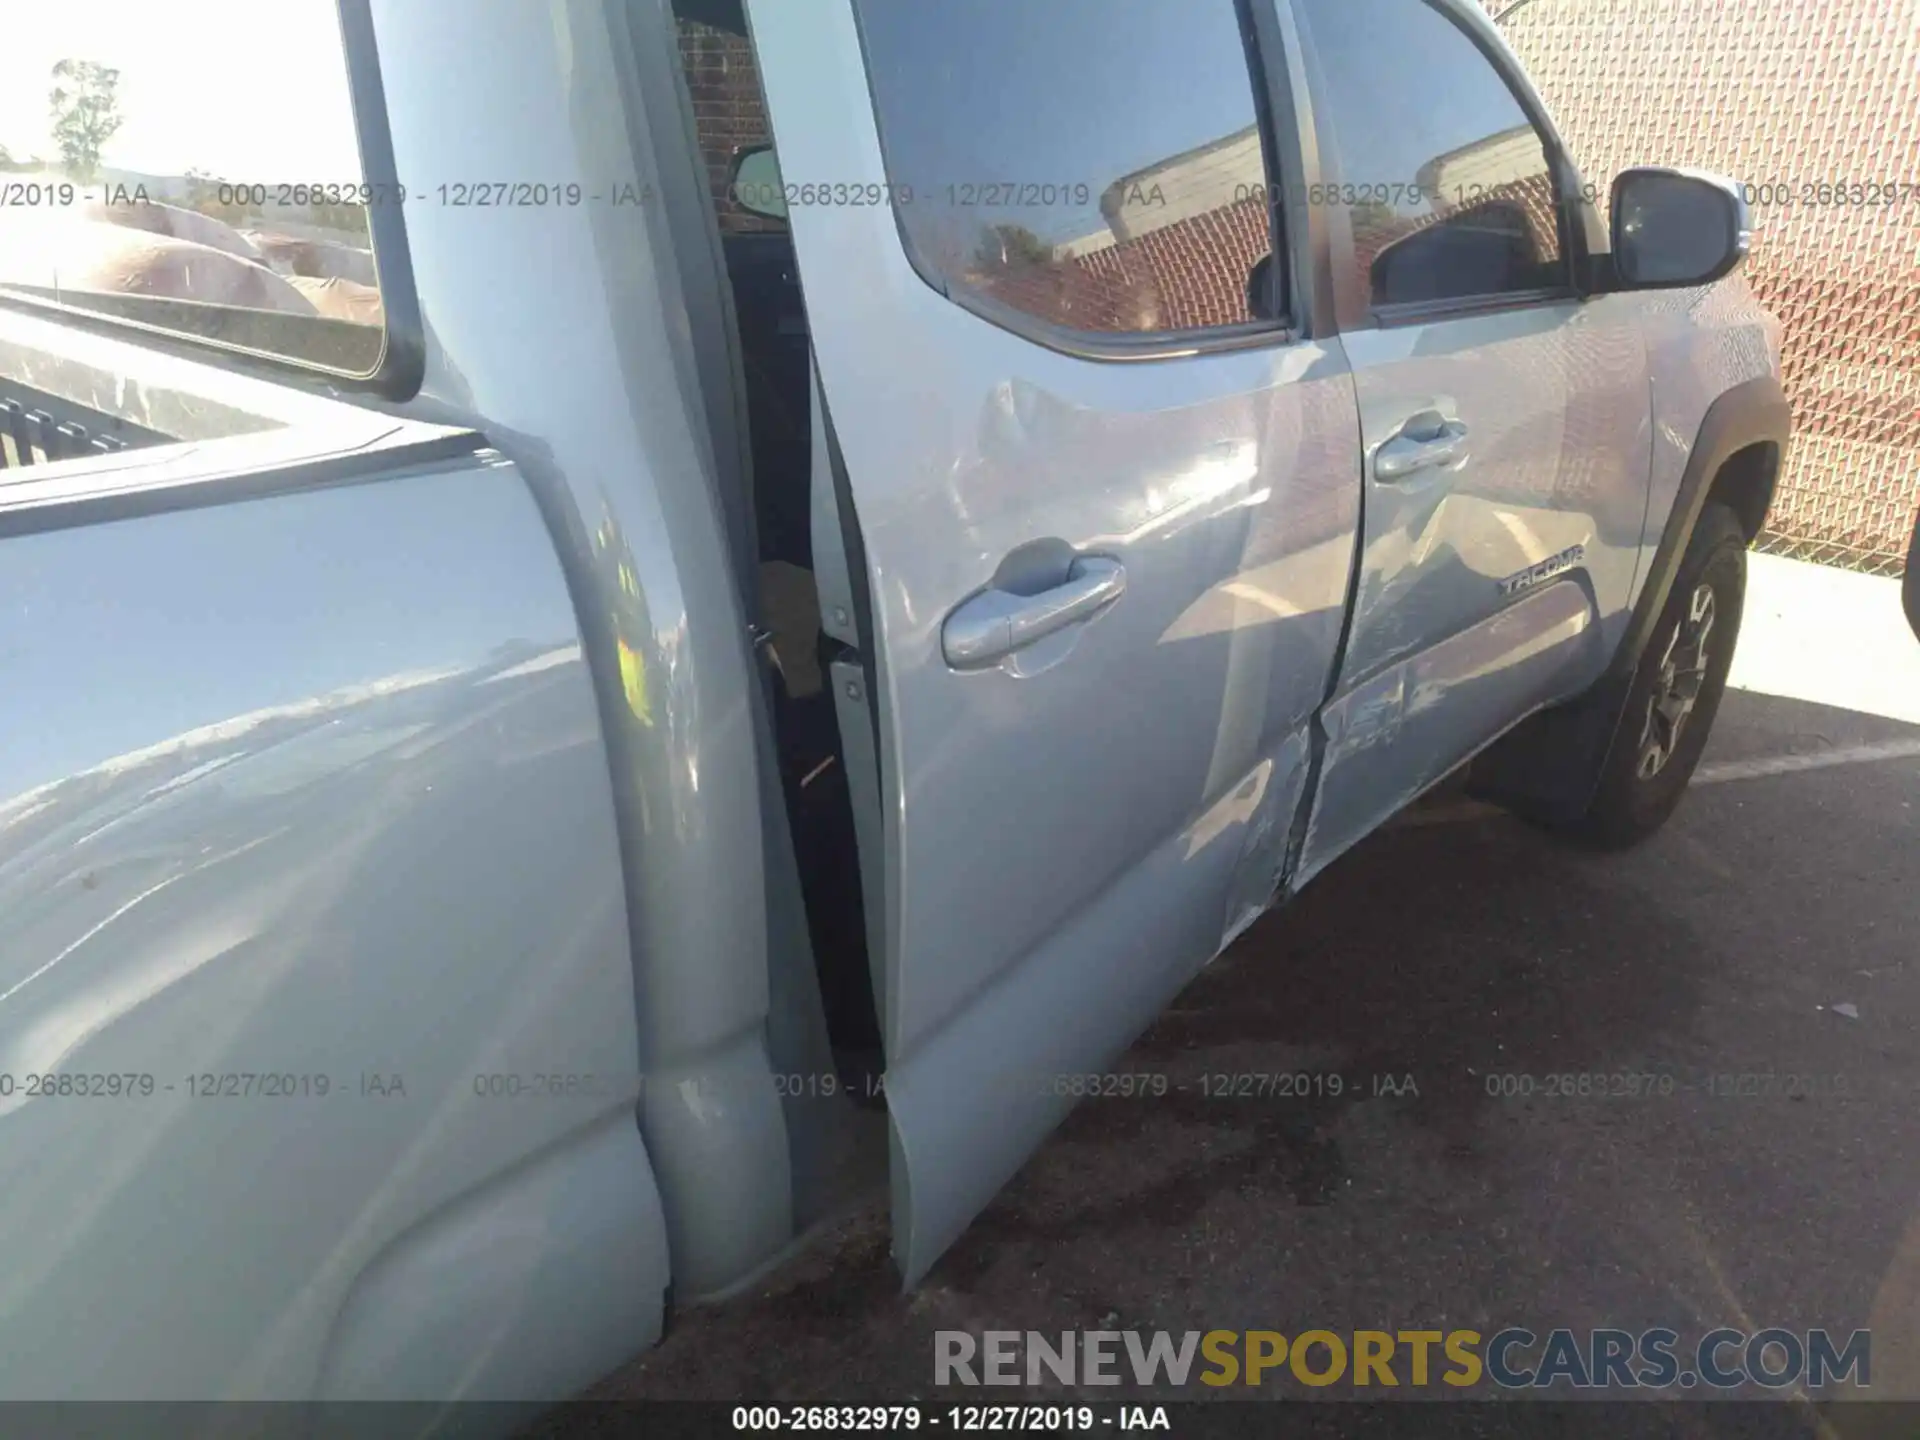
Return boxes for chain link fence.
[1485,0,1920,575]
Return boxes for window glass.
[0,1,384,375]
[1300,0,1566,310]
[851,0,1278,337]
[675,11,786,236]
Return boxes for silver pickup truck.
[0,0,1788,1416]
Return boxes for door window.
[1300,0,1567,312]
[850,0,1282,339]
[0,0,385,375]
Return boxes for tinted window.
[1300,0,1565,311]
[0,1,383,375]
[851,0,1279,337]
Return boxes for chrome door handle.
[1374,416,1470,481]
[942,555,1127,669]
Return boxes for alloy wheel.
[1637,580,1716,779]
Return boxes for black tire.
[1566,502,1747,848]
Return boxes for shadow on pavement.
[583,686,1919,1410]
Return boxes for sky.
[0,0,362,182]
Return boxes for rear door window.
[0,1,386,375]
[849,0,1284,341]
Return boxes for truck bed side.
[0,306,668,1403]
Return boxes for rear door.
[1289,0,1654,879]
[745,0,1360,1281]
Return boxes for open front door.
[746,0,1360,1281]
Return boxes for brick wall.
[968,197,1272,334]
[1078,196,1272,331]
[676,17,782,235]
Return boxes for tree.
[49,59,123,181]
[182,165,242,224]
[973,222,1054,271]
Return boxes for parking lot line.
[1692,737,1920,784]
[1393,737,1920,830]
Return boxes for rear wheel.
[1566,502,1746,847]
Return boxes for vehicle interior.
[666,0,884,1082]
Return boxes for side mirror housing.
[1245,253,1277,321]
[728,145,788,221]
[1609,167,1750,290]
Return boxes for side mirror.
[1904,506,1920,642]
[729,145,788,222]
[1609,167,1750,289]
[1245,253,1276,321]
[1369,199,1540,306]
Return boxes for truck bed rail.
[0,383,167,470]
[0,299,480,534]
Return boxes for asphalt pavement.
[568,556,1920,1426]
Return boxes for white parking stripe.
[1391,737,1920,829]
[1694,737,1920,784]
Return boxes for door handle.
[942,555,1127,669]
[1374,414,1470,481]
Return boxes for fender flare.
[1903,506,1920,642]
[1469,373,1792,822]
[1608,373,1791,689]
